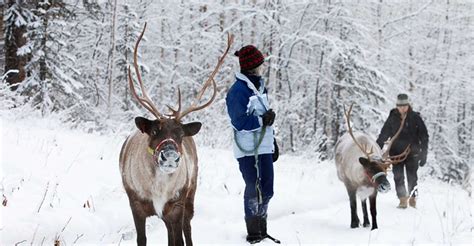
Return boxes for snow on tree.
[17,0,82,117]
[1,0,471,186]
[3,0,36,88]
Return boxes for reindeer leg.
[369,194,378,230]
[183,196,195,245]
[346,187,359,228]
[131,207,147,246]
[163,218,184,246]
[125,189,155,246]
[163,203,185,246]
[361,199,370,228]
[163,220,175,246]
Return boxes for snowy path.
[0,118,471,245]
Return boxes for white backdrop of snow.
[0,116,471,245]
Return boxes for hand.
[272,138,279,162]
[262,109,276,126]
[418,152,427,167]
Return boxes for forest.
[1,0,472,188]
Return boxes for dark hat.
[234,45,264,71]
[396,93,410,106]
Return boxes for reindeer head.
[358,157,390,193]
[128,23,233,173]
[135,117,200,173]
[344,104,411,193]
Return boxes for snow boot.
[409,197,416,208]
[397,196,408,209]
[245,217,263,244]
[259,216,281,244]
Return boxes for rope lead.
[234,127,267,205]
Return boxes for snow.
[0,116,471,245]
[16,44,33,57]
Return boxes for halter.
[365,171,386,185]
[147,138,182,158]
[371,172,386,183]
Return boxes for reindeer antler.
[128,24,233,121]
[344,104,374,161]
[381,112,411,166]
[128,22,163,119]
[171,32,234,121]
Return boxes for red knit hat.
[234,45,264,71]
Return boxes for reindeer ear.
[359,157,371,167]
[183,122,202,136]
[135,117,153,134]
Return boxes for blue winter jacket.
[226,72,274,158]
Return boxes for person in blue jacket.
[226,45,279,244]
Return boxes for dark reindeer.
[335,104,410,230]
[119,23,233,246]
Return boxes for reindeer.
[119,23,233,246]
[335,104,410,230]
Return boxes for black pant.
[392,155,419,198]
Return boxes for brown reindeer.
[119,23,233,246]
[335,104,410,230]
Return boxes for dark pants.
[393,155,419,198]
[237,154,274,219]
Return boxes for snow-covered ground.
[0,117,471,245]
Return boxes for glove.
[272,138,279,162]
[418,151,427,167]
[262,109,276,126]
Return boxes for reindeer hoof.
[363,222,370,228]
[371,225,378,230]
[350,223,360,228]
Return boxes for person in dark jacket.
[376,93,429,209]
[226,45,279,244]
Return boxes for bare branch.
[73,234,84,244]
[30,224,40,246]
[37,181,50,213]
[15,240,27,246]
[381,1,433,29]
[61,217,72,233]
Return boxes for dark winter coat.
[376,107,429,157]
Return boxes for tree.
[18,0,80,116]
[1,1,5,73]
[114,1,142,111]
[3,0,471,186]
[3,0,36,88]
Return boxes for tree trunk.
[39,16,48,82]
[219,0,225,32]
[250,0,256,44]
[0,2,5,74]
[433,0,452,148]
[160,5,165,59]
[4,0,28,89]
[107,0,118,111]
[376,0,383,62]
[407,0,415,92]
[314,0,331,133]
[123,6,130,110]
[314,49,323,132]
[239,0,245,44]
